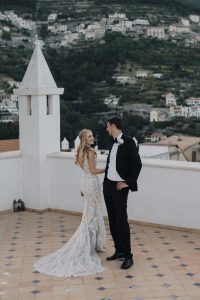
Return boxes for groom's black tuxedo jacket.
[104,134,142,191]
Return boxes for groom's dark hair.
[107,116,122,130]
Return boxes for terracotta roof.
[0,139,19,152]
[158,135,200,151]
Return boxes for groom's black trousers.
[103,179,132,259]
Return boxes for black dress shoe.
[106,251,125,261]
[121,257,134,269]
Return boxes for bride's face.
[86,131,94,146]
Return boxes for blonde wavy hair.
[75,129,96,165]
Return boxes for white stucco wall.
[132,159,200,229]
[0,151,200,230]
[48,152,200,230]
[0,151,22,211]
[47,152,107,214]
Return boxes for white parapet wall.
[47,152,107,214]
[0,150,200,230]
[132,158,200,230]
[48,152,200,230]
[0,151,22,211]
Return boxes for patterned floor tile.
[0,211,200,300]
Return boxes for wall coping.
[47,151,108,162]
[47,151,200,171]
[1,150,199,171]
[0,151,22,160]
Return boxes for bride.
[34,129,106,277]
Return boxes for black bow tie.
[114,138,118,143]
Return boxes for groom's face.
[106,122,114,137]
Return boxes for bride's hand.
[100,167,106,173]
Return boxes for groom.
[103,117,142,269]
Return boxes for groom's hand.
[116,182,128,190]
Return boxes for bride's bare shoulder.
[88,148,96,160]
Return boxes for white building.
[4,11,36,30]
[165,92,176,106]
[110,23,126,34]
[150,108,169,122]
[61,32,79,46]
[170,105,184,117]
[76,22,105,40]
[85,23,105,40]
[185,32,200,45]
[189,14,199,23]
[7,80,21,88]
[170,105,200,118]
[76,23,85,33]
[2,26,10,32]
[132,19,149,26]
[181,18,190,27]
[0,92,18,117]
[135,70,148,78]
[107,13,127,21]
[124,20,133,29]
[47,13,57,22]
[153,73,163,79]
[169,25,189,33]
[0,98,18,115]
[0,11,7,21]
[185,97,200,106]
[149,131,167,142]
[104,94,119,106]
[48,24,68,33]
[0,110,14,123]
[147,27,165,39]
[113,75,136,84]
[189,106,200,117]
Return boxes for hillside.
[1,0,200,143]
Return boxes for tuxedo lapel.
[116,134,126,160]
[106,140,114,166]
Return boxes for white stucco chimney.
[14,45,64,209]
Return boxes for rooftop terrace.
[0,211,200,300]
[0,45,200,300]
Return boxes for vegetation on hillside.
[1,0,200,143]
[44,33,200,107]
[0,0,36,9]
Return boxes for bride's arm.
[88,150,105,175]
[77,149,84,169]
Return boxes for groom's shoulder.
[123,135,133,143]
[123,135,138,149]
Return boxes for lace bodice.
[81,155,106,252]
[82,153,91,174]
[34,155,106,277]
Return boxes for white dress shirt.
[107,133,124,182]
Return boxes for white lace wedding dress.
[34,156,106,277]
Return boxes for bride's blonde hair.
[75,129,96,165]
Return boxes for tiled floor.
[0,211,200,300]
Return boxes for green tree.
[2,30,12,40]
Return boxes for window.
[47,95,53,115]
[27,96,32,115]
